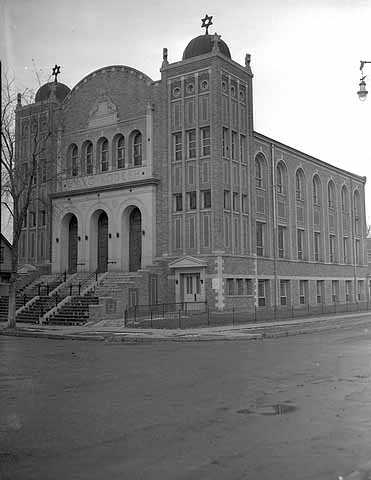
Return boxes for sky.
[1,0,371,232]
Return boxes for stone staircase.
[46,293,100,325]
[15,273,69,324]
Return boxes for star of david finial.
[201,14,213,35]
[52,64,61,83]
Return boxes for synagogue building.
[15,17,368,312]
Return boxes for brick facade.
[14,28,368,312]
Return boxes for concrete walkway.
[2,309,371,343]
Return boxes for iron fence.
[124,300,371,329]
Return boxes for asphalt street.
[2,326,371,480]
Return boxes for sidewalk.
[2,310,371,343]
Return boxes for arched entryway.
[68,215,78,273]
[129,207,141,272]
[97,211,108,272]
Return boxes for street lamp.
[357,60,371,101]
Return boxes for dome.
[182,34,231,60]
[35,81,71,103]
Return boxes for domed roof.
[182,34,231,60]
[35,81,71,103]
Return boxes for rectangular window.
[329,235,336,263]
[234,218,239,251]
[299,280,307,304]
[39,210,46,226]
[224,190,231,210]
[172,102,182,129]
[237,278,244,296]
[358,280,363,301]
[222,128,229,158]
[297,229,304,260]
[30,232,35,258]
[188,216,196,249]
[278,226,285,258]
[314,232,320,262]
[173,132,182,161]
[231,131,237,160]
[29,211,36,228]
[233,164,239,187]
[256,222,264,257]
[200,126,210,156]
[245,279,252,295]
[258,280,266,306]
[224,216,230,247]
[186,99,195,125]
[226,278,234,296]
[233,192,239,211]
[240,135,246,163]
[355,239,360,264]
[201,161,209,183]
[345,280,352,302]
[174,217,182,249]
[187,163,194,185]
[187,130,196,159]
[203,215,210,248]
[242,194,248,214]
[174,193,183,212]
[202,190,211,209]
[332,280,339,303]
[199,95,209,122]
[188,191,197,210]
[316,280,324,304]
[280,280,288,306]
[343,237,348,263]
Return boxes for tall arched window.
[341,185,348,213]
[255,154,265,188]
[117,135,125,169]
[133,131,142,166]
[296,169,304,201]
[69,144,78,177]
[83,141,93,175]
[98,137,108,172]
[276,162,286,194]
[313,175,321,205]
[354,189,361,235]
[328,181,335,209]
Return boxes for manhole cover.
[237,403,297,416]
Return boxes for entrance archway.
[97,211,108,272]
[68,215,78,273]
[129,207,141,272]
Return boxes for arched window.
[276,162,286,194]
[98,137,108,172]
[341,186,348,213]
[296,169,304,201]
[117,135,125,169]
[313,175,321,205]
[133,131,142,166]
[69,144,78,177]
[328,181,335,209]
[255,154,265,188]
[83,141,93,175]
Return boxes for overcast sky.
[2,0,371,230]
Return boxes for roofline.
[254,131,366,184]
[1,233,12,249]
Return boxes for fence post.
[232,307,235,326]
[162,303,165,318]
[150,309,153,329]
[207,305,210,326]
[291,303,294,319]
[124,308,127,327]
[254,304,257,322]
[134,304,137,324]
[178,309,181,329]
[55,293,58,306]
[23,294,26,306]
[78,283,81,295]
[47,284,49,295]
[69,284,72,297]
[38,284,41,296]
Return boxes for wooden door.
[97,212,108,272]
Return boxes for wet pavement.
[2,326,371,479]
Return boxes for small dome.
[35,81,70,103]
[182,34,231,60]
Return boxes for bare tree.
[1,71,51,328]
